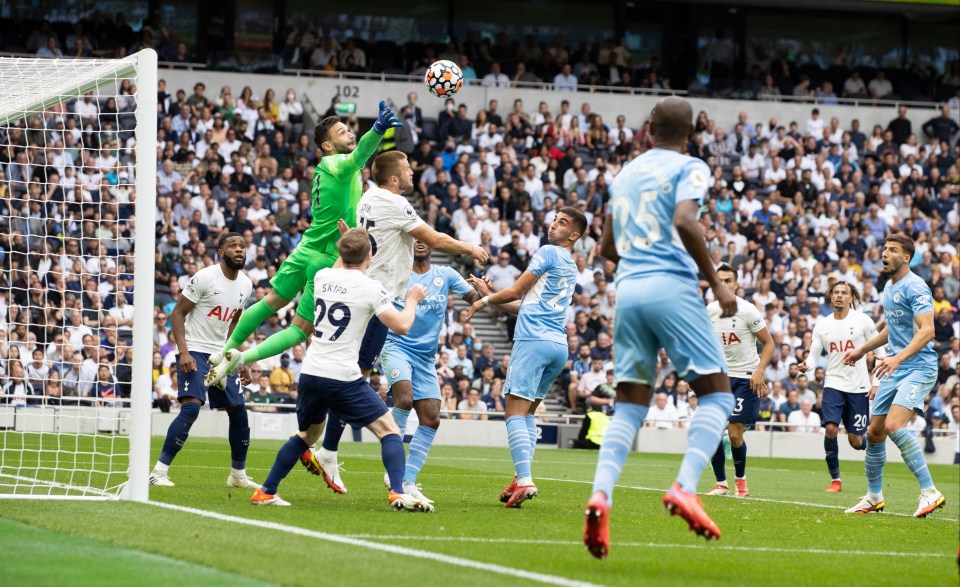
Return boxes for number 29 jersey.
[301,267,393,382]
[610,148,710,284]
[514,244,577,345]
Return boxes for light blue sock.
[506,416,532,480]
[864,438,886,494]
[888,428,934,490]
[403,425,437,485]
[524,415,538,462]
[675,392,734,494]
[591,402,648,505]
[391,408,410,435]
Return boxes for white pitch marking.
[146,501,603,587]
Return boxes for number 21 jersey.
[514,244,577,345]
[301,267,393,382]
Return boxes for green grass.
[1,436,958,586]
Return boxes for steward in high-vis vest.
[574,401,610,450]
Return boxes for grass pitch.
[1,436,957,586]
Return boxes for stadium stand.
[0,14,957,442]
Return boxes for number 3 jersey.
[514,244,577,345]
[706,296,766,379]
[302,267,393,382]
[609,148,710,284]
[808,309,880,393]
[181,265,253,355]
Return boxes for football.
[424,60,464,97]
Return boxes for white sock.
[319,447,337,462]
[231,468,246,478]
[867,491,883,501]
[153,462,169,474]
[517,476,533,486]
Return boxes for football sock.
[864,438,886,494]
[710,443,727,483]
[381,433,406,493]
[158,402,200,467]
[261,434,308,495]
[321,409,346,452]
[732,440,747,479]
[241,324,308,365]
[506,416,532,480]
[824,436,840,480]
[404,425,437,485]
[888,428,934,490]
[591,402,648,506]
[391,408,410,435]
[676,392,734,494]
[226,407,250,470]
[854,434,867,450]
[225,299,276,352]
[524,414,538,462]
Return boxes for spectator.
[868,70,894,100]
[554,64,578,92]
[482,62,510,88]
[787,397,822,433]
[457,388,488,420]
[645,392,679,429]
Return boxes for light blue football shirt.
[385,265,472,357]
[609,148,710,283]
[882,271,937,371]
[514,245,577,345]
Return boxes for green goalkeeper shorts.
[269,245,338,323]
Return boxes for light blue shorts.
[871,368,937,417]
[613,274,725,386]
[504,339,568,401]
[380,344,441,402]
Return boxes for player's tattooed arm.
[599,214,619,265]
[467,276,521,316]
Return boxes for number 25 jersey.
[301,267,393,382]
[610,148,710,284]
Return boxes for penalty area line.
[146,500,602,587]
[343,534,952,559]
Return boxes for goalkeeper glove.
[373,100,403,135]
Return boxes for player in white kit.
[798,281,879,492]
[149,232,260,490]
[250,228,430,510]
[705,264,774,498]
[305,150,489,493]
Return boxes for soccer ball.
[424,60,464,98]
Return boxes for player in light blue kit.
[466,207,587,508]
[583,97,738,558]
[379,239,484,509]
[842,233,945,518]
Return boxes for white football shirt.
[301,268,393,382]
[356,186,425,301]
[807,309,880,393]
[181,265,253,355]
[707,296,767,379]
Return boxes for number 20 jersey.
[610,148,710,284]
[514,244,577,345]
[301,267,393,382]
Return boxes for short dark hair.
[217,231,244,249]
[337,228,371,265]
[557,205,587,239]
[884,233,915,259]
[716,263,735,275]
[313,116,341,152]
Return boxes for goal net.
[0,50,157,500]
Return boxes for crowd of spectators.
[13,15,960,103]
[0,69,957,442]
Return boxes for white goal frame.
[0,49,156,501]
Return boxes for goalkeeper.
[206,101,402,388]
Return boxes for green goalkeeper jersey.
[300,128,382,257]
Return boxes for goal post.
[0,49,156,500]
